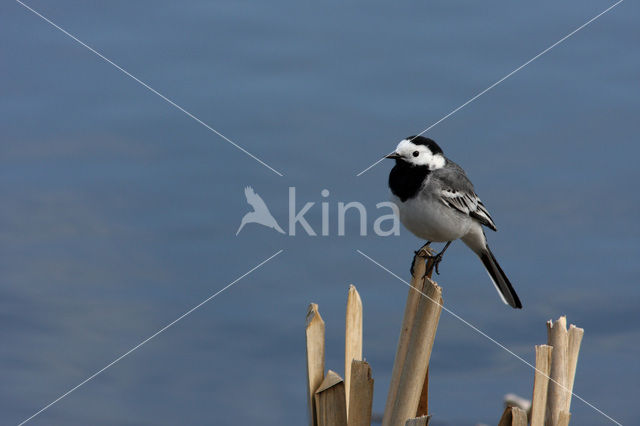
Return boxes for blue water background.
[1,1,639,424]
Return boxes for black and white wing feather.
[440,189,497,231]
[434,162,498,231]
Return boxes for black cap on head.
[406,136,443,155]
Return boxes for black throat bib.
[388,161,430,202]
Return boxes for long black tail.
[479,247,522,309]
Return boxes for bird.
[386,136,522,309]
[236,186,285,235]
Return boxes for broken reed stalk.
[314,370,347,426]
[306,287,371,426]
[390,277,441,425]
[347,360,374,426]
[531,316,584,426]
[383,251,428,426]
[417,256,436,417]
[545,316,583,425]
[305,255,587,426]
[566,325,584,413]
[306,304,325,426]
[498,406,528,426]
[546,316,569,425]
[384,251,442,426]
[345,284,363,416]
[530,344,553,426]
[496,316,583,426]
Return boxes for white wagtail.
[386,136,522,309]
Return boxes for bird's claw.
[428,253,444,275]
[410,243,434,276]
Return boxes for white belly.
[392,194,472,242]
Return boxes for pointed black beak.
[385,152,401,160]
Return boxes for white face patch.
[394,139,445,170]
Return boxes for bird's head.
[386,136,445,170]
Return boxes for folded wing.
[439,188,497,231]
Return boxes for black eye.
[412,151,419,157]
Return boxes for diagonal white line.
[15,0,284,177]
[356,0,624,177]
[356,249,622,425]
[17,249,284,426]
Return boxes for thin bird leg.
[410,241,433,276]
[428,241,452,275]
